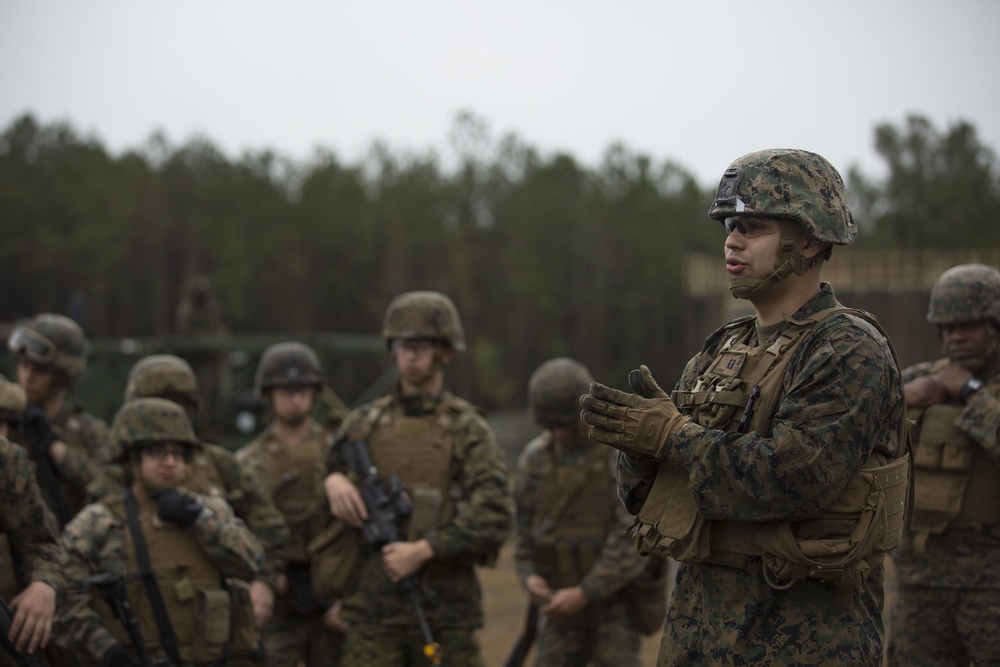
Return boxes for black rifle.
[502,603,538,667]
[344,439,442,665]
[0,595,50,667]
[87,573,160,667]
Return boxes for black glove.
[153,488,203,526]
[100,644,142,667]
[21,403,58,457]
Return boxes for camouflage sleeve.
[955,380,1000,467]
[53,415,113,493]
[189,494,265,582]
[578,454,648,602]
[207,445,288,588]
[663,314,904,522]
[901,359,938,384]
[512,435,546,584]
[54,504,124,663]
[0,440,67,599]
[422,412,513,563]
[325,407,366,481]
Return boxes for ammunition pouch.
[225,578,264,662]
[910,403,1000,534]
[631,454,911,592]
[308,519,363,600]
[286,562,331,619]
[533,538,602,590]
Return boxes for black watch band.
[959,377,985,401]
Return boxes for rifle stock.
[502,603,539,667]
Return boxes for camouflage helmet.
[528,357,594,427]
[708,149,857,245]
[0,375,27,424]
[123,354,199,406]
[381,291,466,352]
[110,396,198,456]
[7,313,90,378]
[254,342,323,397]
[927,263,1000,327]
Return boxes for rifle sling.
[124,490,184,667]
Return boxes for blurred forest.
[2,111,999,411]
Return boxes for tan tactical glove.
[580,365,687,460]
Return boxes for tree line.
[1,111,998,410]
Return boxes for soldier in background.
[514,358,658,667]
[888,263,1000,666]
[54,397,263,667]
[324,291,513,667]
[0,376,66,663]
[119,354,288,639]
[581,149,909,665]
[235,343,346,667]
[8,313,112,525]
[174,275,230,439]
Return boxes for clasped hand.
[579,365,686,460]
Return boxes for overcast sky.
[2,0,998,187]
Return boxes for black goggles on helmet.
[8,327,58,365]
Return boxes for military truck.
[1,327,392,450]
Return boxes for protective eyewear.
[7,327,58,364]
[722,217,773,238]
[143,443,193,462]
[391,339,436,355]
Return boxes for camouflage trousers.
[887,584,1000,666]
[533,594,640,667]
[262,596,344,667]
[341,623,483,667]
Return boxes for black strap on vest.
[124,489,184,667]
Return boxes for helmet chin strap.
[730,237,817,300]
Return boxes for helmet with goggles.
[708,148,857,246]
[8,313,90,379]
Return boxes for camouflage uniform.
[888,264,1000,666]
[236,420,341,667]
[7,314,114,523]
[0,437,67,667]
[514,358,648,667]
[515,432,647,667]
[326,291,512,667]
[235,343,342,667]
[116,354,288,599]
[328,388,512,666]
[582,150,908,666]
[53,398,263,666]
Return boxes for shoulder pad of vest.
[441,393,480,417]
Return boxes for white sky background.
[1,0,998,188]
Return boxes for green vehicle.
[2,328,392,450]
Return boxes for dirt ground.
[476,544,661,667]
[476,545,897,667]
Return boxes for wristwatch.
[959,377,985,401]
